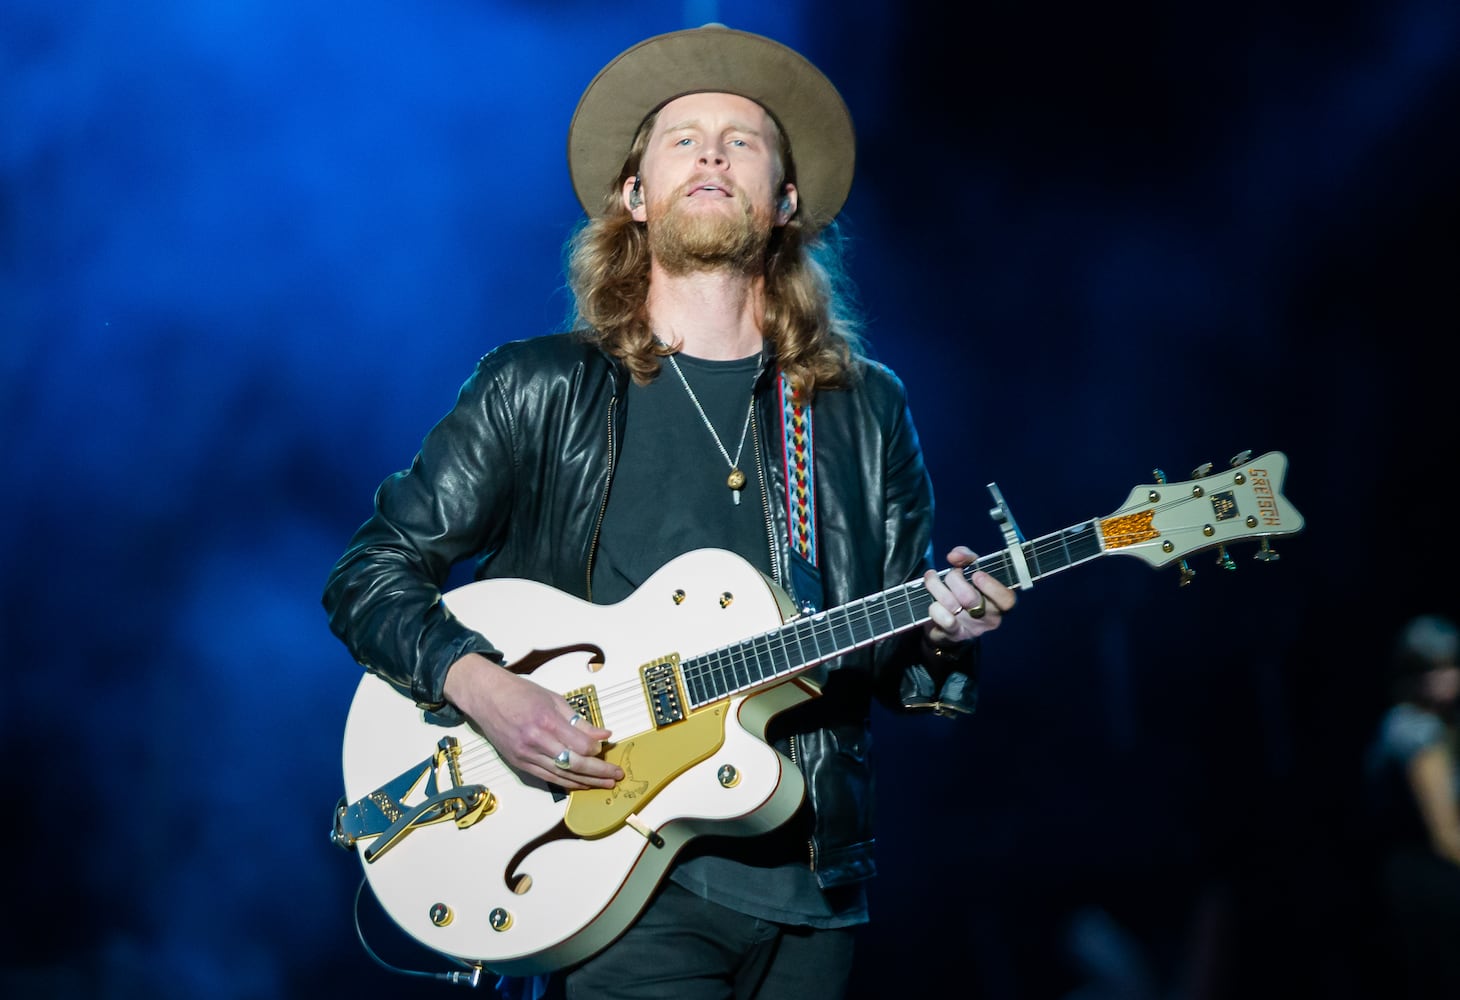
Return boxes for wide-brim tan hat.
[567,24,855,234]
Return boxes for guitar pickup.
[564,686,603,728]
[641,655,686,727]
[331,736,495,863]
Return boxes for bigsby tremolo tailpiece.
[331,735,494,863]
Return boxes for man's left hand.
[921,545,1016,646]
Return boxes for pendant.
[727,469,747,491]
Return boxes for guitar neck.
[679,519,1102,708]
[680,449,1305,707]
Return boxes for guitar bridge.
[331,735,495,863]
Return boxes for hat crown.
[567,25,855,233]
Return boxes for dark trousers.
[561,881,856,1000]
[1378,847,1460,999]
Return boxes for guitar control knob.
[430,902,454,927]
[489,908,513,932]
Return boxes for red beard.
[646,182,775,275]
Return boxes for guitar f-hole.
[504,820,573,894]
[506,643,606,676]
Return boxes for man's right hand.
[443,652,623,790]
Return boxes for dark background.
[4,1,1456,997]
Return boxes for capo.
[986,482,1033,590]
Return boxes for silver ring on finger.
[553,748,572,770]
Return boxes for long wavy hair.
[565,110,865,400]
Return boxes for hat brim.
[568,25,855,234]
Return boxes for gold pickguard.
[563,703,728,837]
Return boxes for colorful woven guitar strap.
[779,374,816,566]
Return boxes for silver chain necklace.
[664,352,757,505]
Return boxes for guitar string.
[450,494,1253,781]
[450,595,904,778]
[456,596,918,783]
[452,544,1041,780]
[449,576,939,781]
[453,577,937,787]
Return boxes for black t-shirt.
[590,351,867,928]
[592,352,771,603]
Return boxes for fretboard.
[679,518,1106,708]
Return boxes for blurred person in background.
[1362,613,1460,998]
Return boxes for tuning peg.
[1191,462,1213,479]
[1229,450,1252,468]
[1178,559,1195,586]
[1253,538,1280,562]
[1215,545,1236,571]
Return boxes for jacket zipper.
[788,732,816,871]
[584,392,617,602]
[752,406,782,589]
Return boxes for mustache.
[679,175,737,198]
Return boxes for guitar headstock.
[1099,450,1304,579]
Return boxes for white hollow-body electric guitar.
[331,450,1304,975]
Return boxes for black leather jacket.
[323,333,977,888]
